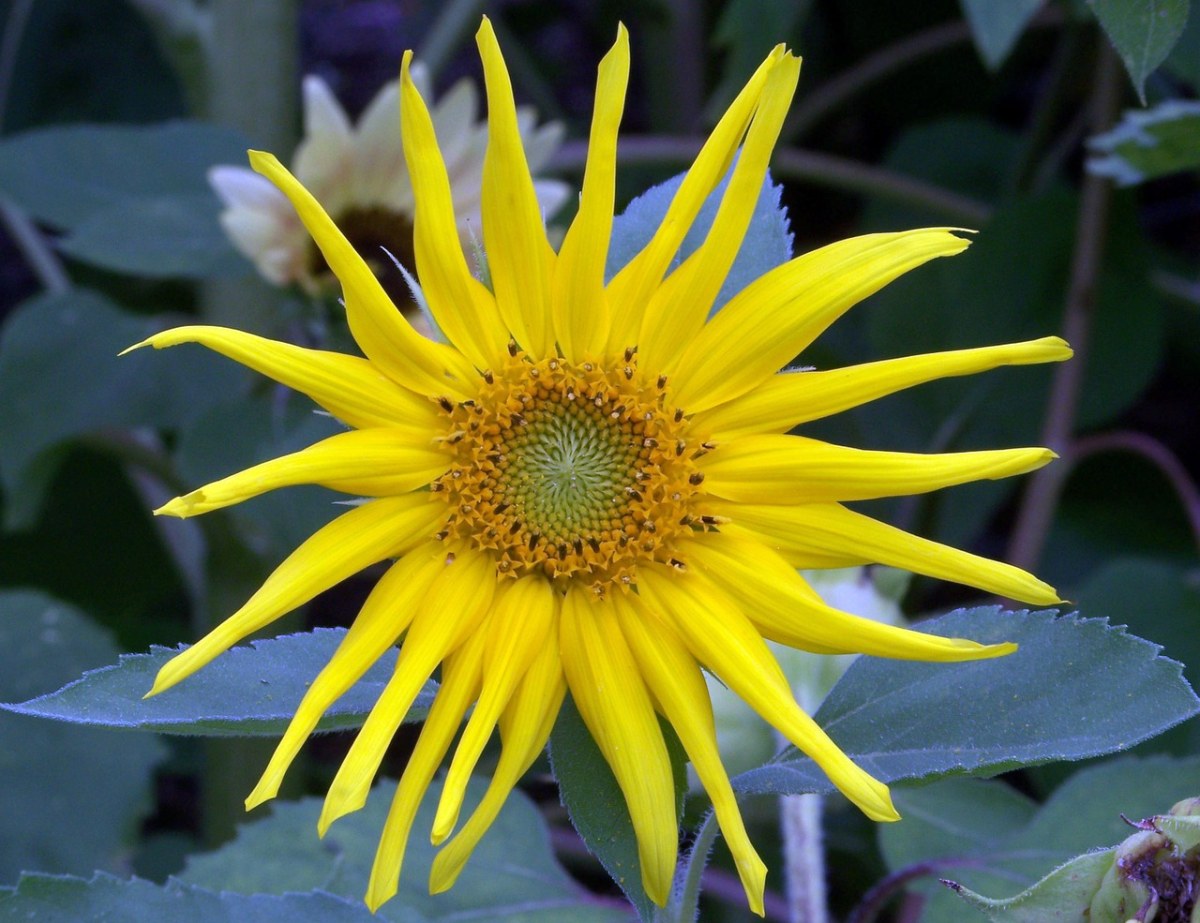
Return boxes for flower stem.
[1007,40,1122,572]
[781,792,828,923]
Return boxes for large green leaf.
[0,120,250,278]
[1090,0,1190,102]
[0,121,246,229]
[176,776,627,922]
[549,696,688,923]
[1,628,435,737]
[732,608,1200,798]
[58,193,247,278]
[959,0,1044,69]
[879,755,1200,922]
[0,873,390,923]
[1088,100,1200,185]
[0,591,164,882]
[0,289,251,527]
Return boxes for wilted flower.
[132,19,1068,915]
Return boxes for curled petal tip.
[118,340,149,357]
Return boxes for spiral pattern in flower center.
[434,350,709,594]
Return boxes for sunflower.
[131,19,1069,916]
[208,66,568,302]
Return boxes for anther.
[624,366,633,379]
[437,396,454,412]
[451,469,463,479]
[673,408,684,423]
[495,502,510,514]
[625,487,643,501]
[643,437,658,448]
[434,530,449,541]
[557,542,569,558]
[675,439,686,456]
[588,537,601,552]
[511,413,526,426]
[583,362,594,372]
[657,375,667,389]
[644,521,657,533]
[689,472,705,485]
[624,346,636,362]
[528,532,541,550]
[445,552,456,565]
[668,558,687,571]
[507,340,518,356]
[573,538,584,555]
[529,367,540,378]
[483,369,494,384]
[509,519,523,534]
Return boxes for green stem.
[549,137,992,224]
[1007,40,1122,572]
[198,0,303,847]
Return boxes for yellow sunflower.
[129,19,1068,916]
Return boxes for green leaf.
[945,850,1114,923]
[1087,100,1200,185]
[732,608,1200,798]
[176,776,625,922]
[1090,0,1190,102]
[0,120,251,278]
[1,628,435,737]
[0,289,251,527]
[0,591,165,880]
[606,170,794,314]
[0,121,247,229]
[959,0,1044,69]
[549,695,688,922]
[0,873,389,923]
[58,193,246,278]
[879,755,1200,922]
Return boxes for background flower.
[209,67,569,305]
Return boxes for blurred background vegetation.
[0,1,1197,920]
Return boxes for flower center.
[312,206,417,307]
[434,350,707,594]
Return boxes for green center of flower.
[433,351,708,594]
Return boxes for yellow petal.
[476,18,556,356]
[156,428,447,517]
[429,613,565,894]
[123,325,438,431]
[719,502,1062,604]
[319,547,495,833]
[682,531,1017,662]
[246,545,446,809]
[551,26,628,362]
[612,592,767,916]
[399,52,508,370]
[671,229,972,412]
[147,494,445,697]
[637,52,801,377]
[605,46,784,353]
[432,576,555,842]
[694,336,1074,440]
[638,566,897,823]
[364,626,489,912]
[248,150,477,397]
[699,434,1054,503]
[559,588,678,905]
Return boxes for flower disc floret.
[434,349,703,592]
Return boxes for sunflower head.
[132,15,1069,917]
